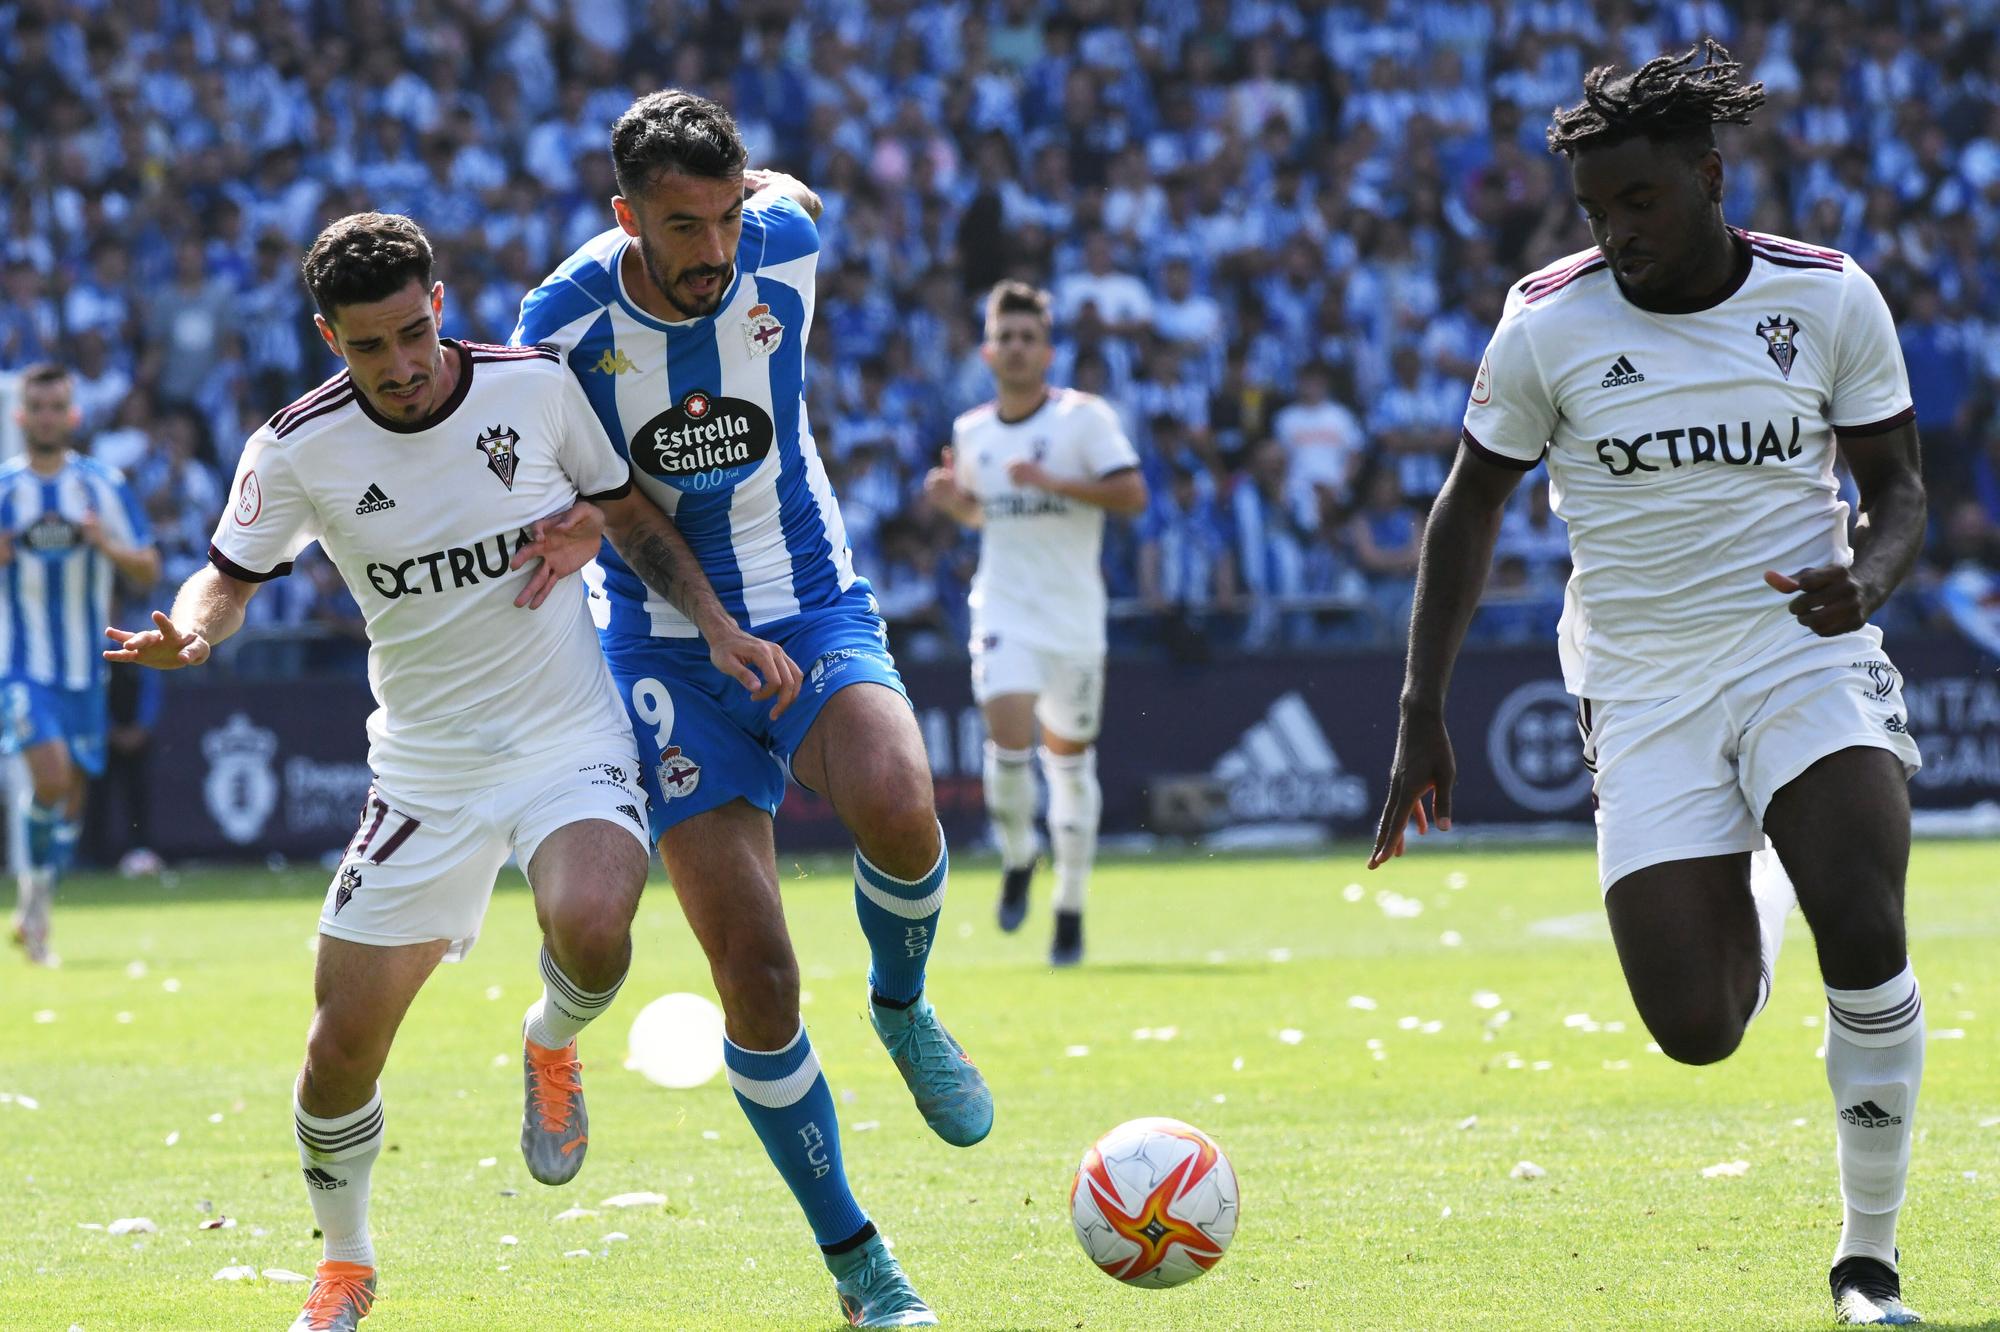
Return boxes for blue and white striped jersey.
[0,453,150,691]
[511,195,858,639]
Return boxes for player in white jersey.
[2,362,159,965]
[1369,44,1931,1326]
[923,281,1145,966]
[105,214,796,1332]
[514,91,989,1328]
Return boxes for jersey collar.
[611,235,744,332]
[1612,232,1753,316]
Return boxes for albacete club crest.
[475,423,521,490]
[741,302,784,358]
[1756,314,1800,381]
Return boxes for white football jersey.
[210,341,637,789]
[1463,231,1914,701]
[952,388,1139,655]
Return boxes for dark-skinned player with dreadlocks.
[1369,40,1930,1326]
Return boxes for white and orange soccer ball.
[1069,1117,1239,1288]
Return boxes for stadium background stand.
[2,0,1997,667]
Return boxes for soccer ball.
[1070,1117,1239,1288]
[624,992,726,1088]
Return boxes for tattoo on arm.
[619,518,728,630]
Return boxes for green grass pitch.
[3,841,1996,1330]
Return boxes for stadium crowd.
[3,0,2000,664]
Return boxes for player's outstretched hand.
[1006,457,1053,491]
[512,500,606,609]
[707,626,803,720]
[1368,708,1455,869]
[922,447,967,506]
[1764,566,1869,637]
[103,611,211,670]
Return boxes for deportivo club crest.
[1756,315,1800,380]
[657,745,701,801]
[475,423,520,490]
[741,303,784,358]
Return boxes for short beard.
[637,236,731,319]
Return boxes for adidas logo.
[301,1166,348,1190]
[1211,692,1368,821]
[355,483,396,514]
[1839,1100,1902,1128]
[1600,355,1646,388]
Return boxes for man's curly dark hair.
[612,89,748,195]
[1546,37,1767,158]
[300,212,435,319]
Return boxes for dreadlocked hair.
[1545,37,1766,157]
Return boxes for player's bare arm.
[508,497,606,610]
[1369,444,1526,869]
[80,510,162,588]
[101,565,259,671]
[1006,460,1149,516]
[597,489,803,717]
[922,445,983,527]
[1764,419,1926,637]
[743,167,822,222]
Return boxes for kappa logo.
[656,745,701,801]
[742,302,784,358]
[1757,314,1800,380]
[355,483,396,514]
[1600,354,1646,388]
[589,348,638,375]
[475,423,520,490]
[333,863,361,915]
[1210,692,1368,822]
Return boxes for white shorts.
[318,743,650,961]
[970,635,1105,743]
[1582,630,1921,894]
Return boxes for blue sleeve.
[104,472,153,545]
[743,194,820,272]
[512,269,612,351]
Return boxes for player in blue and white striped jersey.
[514,90,982,1328]
[3,362,159,964]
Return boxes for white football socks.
[294,1087,383,1267]
[1041,746,1100,915]
[1748,845,1795,1021]
[1824,962,1923,1268]
[982,741,1038,871]
[525,946,624,1050]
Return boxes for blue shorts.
[1,679,107,776]
[601,587,909,841]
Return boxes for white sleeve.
[950,416,979,494]
[1827,260,1915,434]
[1074,394,1141,476]
[553,367,633,501]
[209,430,317,581]
[1460,299,1556,470]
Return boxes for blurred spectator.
[1139,463,1237,616]
[1272,362,1366,528]
[1232,438,1310,648]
